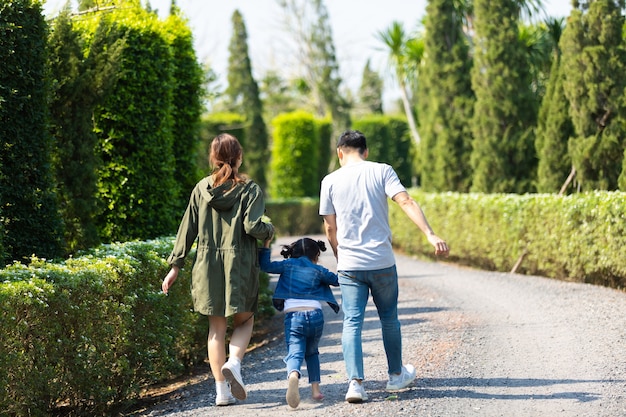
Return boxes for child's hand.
[263,239,271,248]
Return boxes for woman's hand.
[162,266,180,295]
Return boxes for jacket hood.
[199,176,249,211]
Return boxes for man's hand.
[427,234,449,257]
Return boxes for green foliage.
[418,0,474,192]
[226,10,268,190]
[316,117,332,181]
[0,0,64,264]
[270,111,320,198]
[47,9,126,253]
[277,0,351,138]
[0,238,204,415]
[560,1,626,191]
[265,198,323,235]
[197,112,246,176]
[83,5,180,242]
[390,190,626,288]
[356,59,383,116]
[351,115,414,186]
[535,54,575,193]
[163,8,205,213]
[470,0,538,194]
[0,235,277,415]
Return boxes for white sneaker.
[345,379,368,403]
[215,392,236,406]
[386,364,416,391]
[222,361,247,400]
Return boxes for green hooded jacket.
[167,176,274,316]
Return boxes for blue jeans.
[339,266,402,380]
[283,308,324,383]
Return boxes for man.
[319,130,449,403]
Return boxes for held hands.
[162,266,180,295]
[427,234,449,257]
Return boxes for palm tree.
[377,21,422,144]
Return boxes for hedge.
[391,190,626,288]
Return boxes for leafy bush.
[0,239,202,415]
[270,111,320,198]
[391,190,626,288]
[352,115,414,185]
[266,198,323,236]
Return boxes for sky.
[43,0,573,107]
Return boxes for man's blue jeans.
[283,308,325,383]
[338,265,402,380]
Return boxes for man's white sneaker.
[345,379,368,403]
[222,361,247,400]
[386,364,416,391]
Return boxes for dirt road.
[131,235,626,417]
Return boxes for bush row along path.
[130,235,626,417]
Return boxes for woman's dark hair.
[209,133,246,187]
[280,238,327,261]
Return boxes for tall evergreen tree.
[356,59,384,116]
[0,0,64,263]
[560,0,626,191]
[418,0,474,192]
[469,0,538,193]
[47,9,125,252]
[535,18,575,193]
[225,10,268,190]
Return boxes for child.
[259,237,339,409]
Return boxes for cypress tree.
[0,0,63,263]
[470,0,538,193]
[225,10,268,190]
[560,0,626,191]
[356,59,384,116]
[535,22,575,193]
[418,0,474,192]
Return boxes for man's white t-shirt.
[319,160,406,271]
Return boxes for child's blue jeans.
[283,308,325,383]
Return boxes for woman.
[162,133,274,406]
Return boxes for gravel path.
[128,235,626,417]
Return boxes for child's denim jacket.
[258,247,340,313]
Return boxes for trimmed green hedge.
[0,238,274,415]
[0,239,202,415]
[391,190,626,288]
[266,198,323,236]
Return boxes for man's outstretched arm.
[392,191,449,257]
